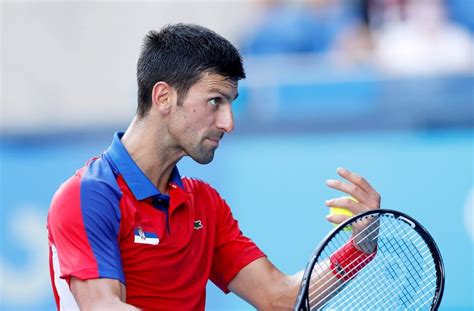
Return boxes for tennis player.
[47,24,381,310]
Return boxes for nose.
[216,104,234,133]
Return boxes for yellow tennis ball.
[330,197,358,230]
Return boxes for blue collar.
[104,132,184,200]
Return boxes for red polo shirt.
[47,132,266,310]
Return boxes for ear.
[151,82,176,115]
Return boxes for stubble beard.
[189,140,216,164]
[193,152,215,165]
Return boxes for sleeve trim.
[61,267,125,285]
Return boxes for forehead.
[193,72,238,99]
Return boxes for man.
[47,24,381,310]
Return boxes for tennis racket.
[294,209,445,310]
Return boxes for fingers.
[325,196,360,214]
[326,167,381,205]
[336,167,380,202]
[324,167,381,228]
[325,213,351,225]
[324,167,381,241]
[326,179,366,203]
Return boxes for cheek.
[170,104,212,141]
[172,112,200,141]
[185,109,210,132]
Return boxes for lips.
[206,132,224,148]
[206,137,220,147]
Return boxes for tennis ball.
[330,197,358,230]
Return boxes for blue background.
[1,128,472,310]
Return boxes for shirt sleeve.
[47,159,125,284]
[209,194,266,293]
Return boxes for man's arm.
[70,278,139,311]
[229,168,381,310]
[228,257,299,310]
[228,257,343,310]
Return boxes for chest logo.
[134,226,160,245]
[194,220,203,230]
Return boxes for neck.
[121,116,183,194]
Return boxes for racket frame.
[294,209,445,311]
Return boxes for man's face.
[168,72,238,164]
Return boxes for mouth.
[206,137,220,147]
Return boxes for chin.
[190,150,215,165]
[193,155,214,165]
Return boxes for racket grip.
[330,239,377,281]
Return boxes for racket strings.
[310,218,378,302]
[363,229,437,310]
[335,231,420,308]
[390,229,426,280]
[373,231,425,300]
[309,226,387,307]
[307,216,438,310]
[405,277,438,309]
[321,229,434,310]
[380,246,436,310]
[309,219,408,308]
[308,217,383,306]
[326,230,430,309]
[331,234,436,311]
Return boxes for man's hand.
[324,167,381,253]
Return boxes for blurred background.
[1,0,473,310]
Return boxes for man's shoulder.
[50,156,122,213]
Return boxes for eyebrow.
[209,88,239,102]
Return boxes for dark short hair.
[136,23,246,117]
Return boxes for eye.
[208,97,221,107]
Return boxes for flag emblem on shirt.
[194,220,203,230]
[134,226,159,245]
